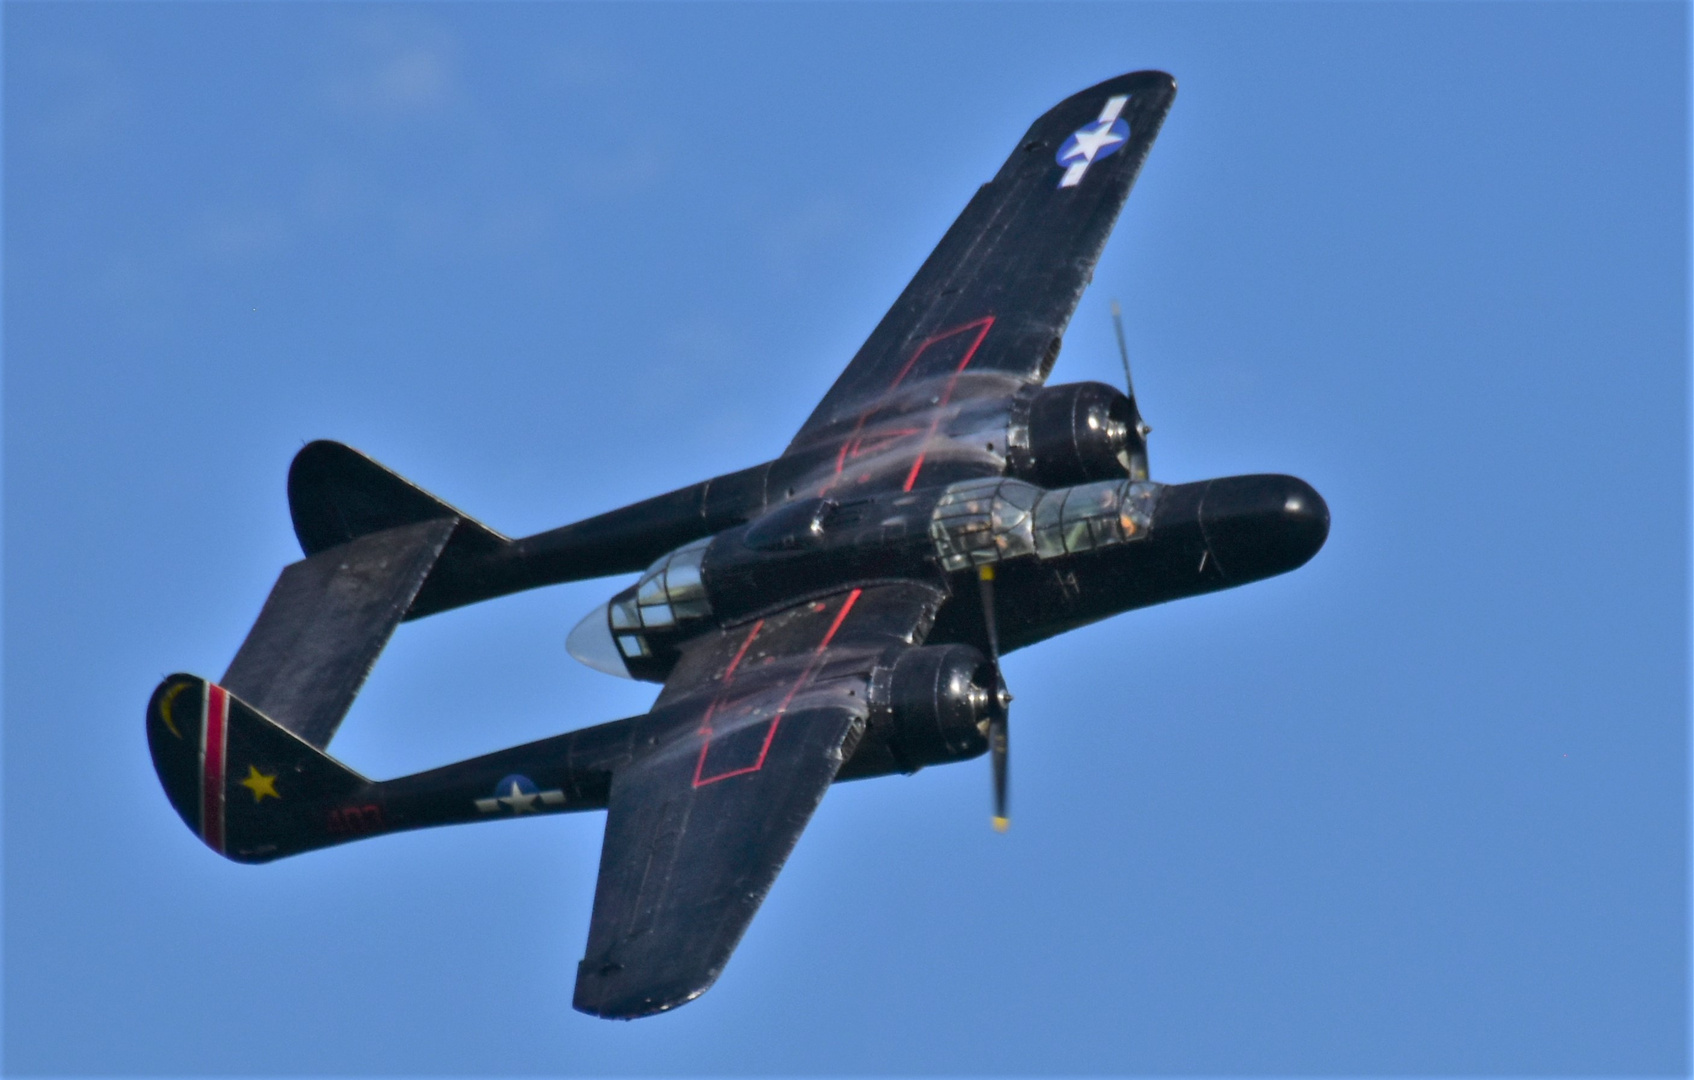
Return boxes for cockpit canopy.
[619,537,712,634]
[929,477,1161,572]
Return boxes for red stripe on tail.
[200,684,228,853]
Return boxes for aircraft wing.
[782,70,1174,494]
[573,581,943,1019]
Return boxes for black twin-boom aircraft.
[147,71,1328,1020]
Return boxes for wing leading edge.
[574,582,943,1019]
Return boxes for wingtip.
[573,955,722,1021]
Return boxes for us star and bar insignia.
[475,774,566,815]
[1056,94,1130,188]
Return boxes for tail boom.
[147,676,636,862]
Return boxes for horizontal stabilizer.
[146,676,372,863]
[223,517,456,748]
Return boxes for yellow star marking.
[239,765,280,802]
[157,680,189,739]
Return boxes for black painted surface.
[223,518,455,748]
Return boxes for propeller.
[977,564,1012,831]
[1111,298,1136,401]
[1111,300,1153,479]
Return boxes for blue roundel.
[1056,117,1131,169]
[493,774,538,798]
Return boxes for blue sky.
[4,3,1687,1074]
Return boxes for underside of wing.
[777,71,1175,497]
[573,583,943,1019]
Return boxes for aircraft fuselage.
[568,471,1327,702]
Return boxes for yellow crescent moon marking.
[158,680,189,739]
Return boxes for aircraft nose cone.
[568,602,634,680]
[1199,474,1329,583]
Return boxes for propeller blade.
[977,565,1011,832]
[990,714,1009,832]
[1111,299,1152,479]
[977,565,1001,662]
[1111,299,1136,400]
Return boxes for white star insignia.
[497,780,539,814]
[1057,94,1131,189]
[1062,121,1126,166]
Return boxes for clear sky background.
[4,3,1687,1075]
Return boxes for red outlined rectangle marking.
[692,589,862,788]
[723,619,764,684]
[822,316,996,495]
[900,316,995,491]
[691,619,765,786]
[890,316,996,392]
[200,683,228,853]
[813,587,862,653]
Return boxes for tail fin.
[147,676,377,863]
[287,440,505,557]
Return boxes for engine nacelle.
[1009,381,1147,488]
[842,644,993,779]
